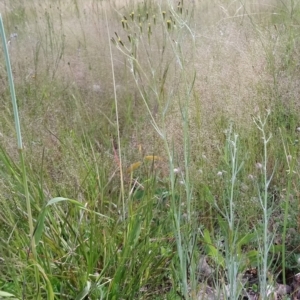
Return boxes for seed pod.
[162,11,166,19]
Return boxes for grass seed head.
[144,155,162,162]
[167,20,171,30]
[130,11,134,21]
[127,161,142,173]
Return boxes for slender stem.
[253,113,272,299]
[0,14,39,296]
[104,8,125,221]
[280,130,294,285]
[0,16,22,149]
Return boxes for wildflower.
[255,162,263,169]
[174,168,181,174]
[217,171,223,177]
[248,174,254,180]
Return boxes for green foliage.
[2,0,300,299]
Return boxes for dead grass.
[0,0,298,180]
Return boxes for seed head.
[130,11,134,21]
[167,20,171,30]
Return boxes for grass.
[1,0,300,299]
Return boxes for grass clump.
[2,0,300,299]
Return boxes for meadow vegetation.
[1,0,300,299]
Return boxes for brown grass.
[0,0,297,179]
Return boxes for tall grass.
[1,0,300,299]
[0,13,40,298]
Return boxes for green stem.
[280,131,294,286]
[0,14,39,296]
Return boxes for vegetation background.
[1,0,300,299]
